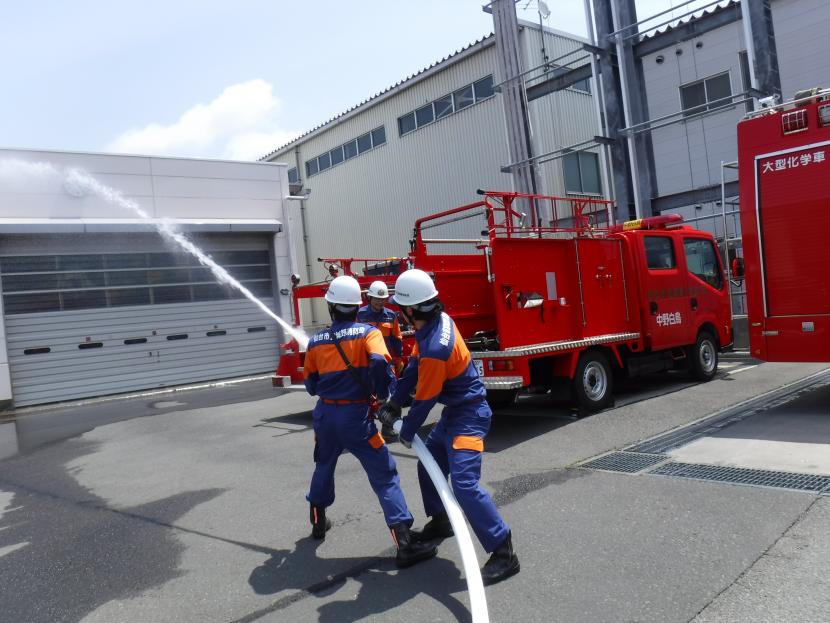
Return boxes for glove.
[377,401,401,427]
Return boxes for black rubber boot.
[412,511,454,542]
[381,421,397,442]
[309,504,332,540]
[390,523,437,568]
[481,531,520,586]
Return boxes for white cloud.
[107,79,298,160]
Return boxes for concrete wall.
[0,148,288,222]
[773,0,830,97]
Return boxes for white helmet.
[367,280,390,299]
[325,275,362,305]
[391,269,438,306]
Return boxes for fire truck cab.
[737,89,830,362]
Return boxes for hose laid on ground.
[393,419,489,623]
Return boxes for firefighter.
[358,280,404,361]
[303,275,436,568]
[378,269,520,586]
[358,280,404,440]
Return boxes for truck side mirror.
[732,257,745,278]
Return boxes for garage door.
[1,234,281,406]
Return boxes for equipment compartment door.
[640,234,694,350]
[576,238,632,337]
[755,144,830,360]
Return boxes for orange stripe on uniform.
[368,431,385,449]
[452,435,484,452]
[391,318,402,341]
[414,357,447,401]
[309,339,371,375]
[445,324,471,379]
[364,328,392,361]
[303,348,318,378]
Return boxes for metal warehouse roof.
[260,33,496,161]
[639,0,739,42]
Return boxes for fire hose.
[392,419,489,623]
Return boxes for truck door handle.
[649,301,658,315]
[690,297,698,311]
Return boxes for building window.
[287,167,299,184]
[398,113,416,136]
[0,251,273,314]
[304,126,386,177]
[397,74,496,137]
[434,94,453,119]
[371,127,386,147]
[454,85,475,111]
[415,103,435,127]
[563,151,602,195]
[570,77,591,94]
[357,132,372,154]
[317,152,331,171]
[473,76,495,100]
[344,139,358,160]
[680,72,732,117]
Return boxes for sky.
[0,0,727,161]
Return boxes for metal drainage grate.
[650,462,830,493]
[581,451,667,474]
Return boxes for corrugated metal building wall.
[266,23,601,328]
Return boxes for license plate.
[473,360,484,376]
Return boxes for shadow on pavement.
[242,536,470,623]
[0,438,225,623]
[710,381,830,445]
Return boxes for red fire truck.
[736,90,830,362]
[285,190,732,411]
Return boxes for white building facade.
[0,148,296,406]
[264,23,604,327]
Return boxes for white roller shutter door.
[1,233,282,406]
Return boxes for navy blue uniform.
[392,312,509,552]
[357,304,403,358]
[304,321,412,526]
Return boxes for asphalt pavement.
[1,359,829,623]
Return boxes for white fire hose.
[393,419,489,623]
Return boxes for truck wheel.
[689,330,718,381]
[486,389,519,409]
[572,351,614,412]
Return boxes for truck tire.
[689,330,718,381]
[486,389,519,409]
[572,351,614,412]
